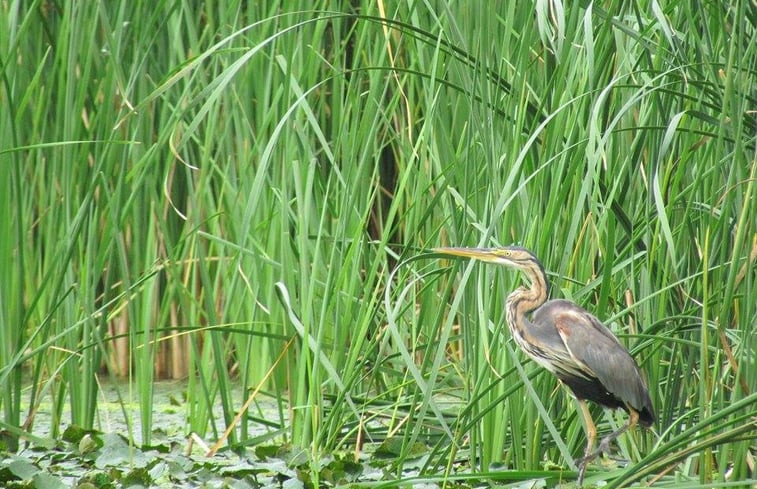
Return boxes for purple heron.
[434,246,655,486]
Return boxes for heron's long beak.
[432,247,502,263]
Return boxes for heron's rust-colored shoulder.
[538,300,626,349]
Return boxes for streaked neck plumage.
[504,258,550,357]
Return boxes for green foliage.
[1,1,755,487]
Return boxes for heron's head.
[432,245,538,270]
[433,245,550,296]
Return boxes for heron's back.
[529,300,656,427]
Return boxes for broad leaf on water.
[318,456,363,484]
[123,466,152,486]
[62,425,90,444]
[6,457,40,480]
[94,433,150,469]
[32,472,68,489]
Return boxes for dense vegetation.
[1,1,755,487]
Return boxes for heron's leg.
[576,400,596,487]
[594,409,639,457]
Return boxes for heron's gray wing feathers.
[534,300,652,415]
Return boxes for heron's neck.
[504,286,550,371]
[505,271,549,336]
[509,285,548,313]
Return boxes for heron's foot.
[602,452,629,464]
[576,450,600,467]
[575,445,608,487]
[578,436,615,465]
[575,442,631,486]
[575,449,601,487]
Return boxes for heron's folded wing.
[551,309,653,417]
